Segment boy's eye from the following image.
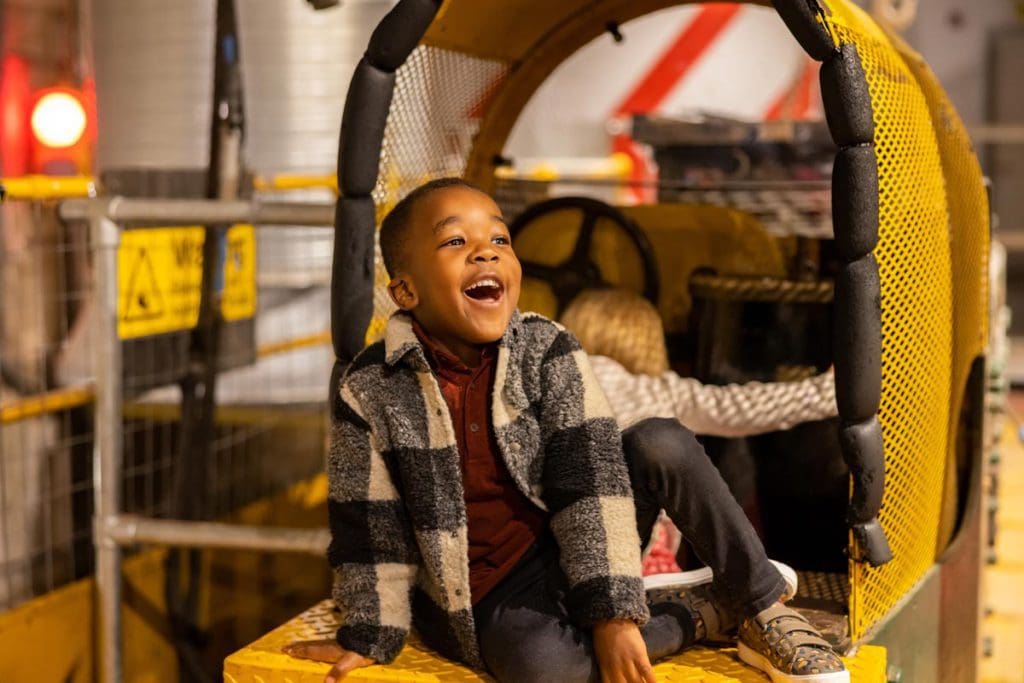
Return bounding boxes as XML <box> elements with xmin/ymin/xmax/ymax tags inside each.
<box><xmin>442</xmin><ymin>237</ymin><xmax>464</xmax><ymax>247</ymax></box>
<box><xmin>493</xmin><ymin>235</ymin><xmax>510</xmax><ymax>245</ymax></box>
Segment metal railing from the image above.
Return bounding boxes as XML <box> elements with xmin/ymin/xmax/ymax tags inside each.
<box><xmin>52</xmin><ymin>196</ymin><xmax>339</xmax><ymax>682</ymax></box>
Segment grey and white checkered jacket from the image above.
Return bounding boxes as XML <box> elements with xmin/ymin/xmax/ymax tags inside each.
<box><xmin>328</xmin><ymin>310</ymin><xmax>648</xmax><ymax>667</ymax></box>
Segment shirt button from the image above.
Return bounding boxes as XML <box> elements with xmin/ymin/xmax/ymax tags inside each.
<box><xmin>469</xmin><ymin>423</ymin><xmax>479</xmax><ymax>433</ymax></box>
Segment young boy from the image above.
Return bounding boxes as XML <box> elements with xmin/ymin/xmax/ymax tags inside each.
<box><xmin>287</xmin><ymin>178</ymin><xmax>848</xmax><ymax>683</ymax></box>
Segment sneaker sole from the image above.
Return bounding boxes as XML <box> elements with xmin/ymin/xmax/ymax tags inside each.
<box><xmin>642</xmin><ymin>560</ymin><xmax>799</xmax><ymax>602</ymax></box>
<box><xmin>738</xmin><ymin>642</ymin><xmax>850</xmax><ymax>683</ymax></box>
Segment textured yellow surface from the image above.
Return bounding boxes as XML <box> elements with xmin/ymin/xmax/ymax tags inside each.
<box><xmin>887</xmin><ymin>29</ymin><xmax>991</xmax><ymax>551</ymax></box>
<box><xmin>821</xmin><ymin>0</ymin><xmax>956</xmax><ymax>642</ymax></box>
<box><xmin>981</xmin><ymin>417</ymin><xmax>1024</xmax><ymax>683</ymax></box>
<box><xmin>224</xmin><ymin>600</ymin><xmax>887</xmax><ymax>683</ymax></box>
<box><xmin>0</xmin><ymin>550</ymin><xmax>178</xmax><ymax>683</ymax></box>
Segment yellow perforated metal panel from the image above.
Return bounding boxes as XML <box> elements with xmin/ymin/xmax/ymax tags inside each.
<box><xmin>821</xmin><ymin>0</ymin><xmax>953</xmax><ymax>641</ymax></box>
<box><xmin>888</xmin><ymin>32</ymin><xmax>991</xmax><ymax>549</ymax></box>
<box><xmin>224</xmin><ymin>600</ymin><xmax>887</xmax><ymax>683</ymax></box>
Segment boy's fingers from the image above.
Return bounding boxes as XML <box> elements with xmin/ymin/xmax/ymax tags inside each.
<box><xmin>283</xmin><ymin>639</ymin><xmax>344</xmax><ymax>662</ymax></box>
<box><xmin>636</xmin><ymin>660</ymin><xmax>657</xmax><ymax>683</ymax></box>
<box><xmin>325</xmin><ymin>651</ymin><xmax>373</xmax><ymax>683</ymax></box>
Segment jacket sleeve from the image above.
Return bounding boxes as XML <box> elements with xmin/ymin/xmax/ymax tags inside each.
<box><xmin>537</xmin><ymin>328</ymin><xmax>650</xmax><ymax>627</ymax></box>
<box><xmin>327</xmin><ymin>381</ymin><xmax>418</xmax><ymax>664</ymax></box>
<box><xmin>595</xmin><ymin>356</ymin><xmax>838</xmax><ymax>437</ymax></box>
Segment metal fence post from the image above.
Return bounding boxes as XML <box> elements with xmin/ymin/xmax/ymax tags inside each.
<box><xmin>91</xmin><ymin>213</ymin><xmax>123</xmax><ymax>683</ymax></box>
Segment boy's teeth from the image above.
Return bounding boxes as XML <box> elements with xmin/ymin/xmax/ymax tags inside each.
<box><xmin>467</xmin><ymin>278</ymin><xmax>499</xmax><ymax>291</ymax></box>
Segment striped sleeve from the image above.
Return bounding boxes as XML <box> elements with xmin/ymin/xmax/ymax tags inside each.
<box><xmin>537</xmin><ymin>329</ymin><xmax>649</xmax><ymax>627</ymax></box>
<box><xmin>327</xmin><ymin>381</ymin><xmax>418</xmax><ymax>664</ymax></box>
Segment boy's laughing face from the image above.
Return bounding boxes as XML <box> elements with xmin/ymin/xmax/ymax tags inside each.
<box><xmin>388</xmin><ymin>186</ymin><xmax>522</xmax><ymax>363</ymax></box>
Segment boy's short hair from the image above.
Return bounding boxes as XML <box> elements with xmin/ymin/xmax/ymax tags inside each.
<box><xmin>379</xmin><ymin>177</ymin><xmax>482</xmax><ymax>278</ymax></box>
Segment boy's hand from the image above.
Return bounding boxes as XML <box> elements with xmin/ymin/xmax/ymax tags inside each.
<box><xmin>592</xmin><ymin>619</ymin><xmax>656</xmax><ymax>683</ymax></box>
<box><xmin>282</xmin><ymin>639</ymin><xmax>375</xmax><ymax>683</ymax></box>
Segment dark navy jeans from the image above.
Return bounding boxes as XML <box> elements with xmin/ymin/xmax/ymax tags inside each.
<box><xmin>472</xmin><ymin>418</ymin><xmax>786</xmax><ymax>683</ymax></box>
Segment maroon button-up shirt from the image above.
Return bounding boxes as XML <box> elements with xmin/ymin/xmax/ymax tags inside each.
<box><xmin>412</xmin><ymin>320</ymin><xmax>548</xmax><ymax>604</ymax></box>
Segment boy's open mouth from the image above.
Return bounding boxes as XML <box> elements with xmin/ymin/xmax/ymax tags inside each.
<box><xmin>463</xmin><ymin>276</ymin><xmax>504</xmax><ymax>303</ymax></box>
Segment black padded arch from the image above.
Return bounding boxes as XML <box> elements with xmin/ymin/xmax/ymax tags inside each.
<box><xmin>773</xmin><ymin>0</ymin><xmax>892</xmax><ymax>565</ymax></box>
<box><xmin>771</xmin><ymin>0</ymin><xmax>839</xmax><ymax>61</ymax></box>
<box><xmin>853</xmin><ymin>518</ymin><xmax>893</xmax><ymax>566</ymax></box>
<box><xmin>821</xmin><ymin>43</ymin><xmax>875</xmax><ymax>145</ymax></box>
<box><xmin>331</xmin><ymin>0</ymin><xmax>443</xmax><ymax>365</ymax></box>
<box><xmin>332</xmin><ymin>197</ymin><xmax>377</xmax><ymax>360</ymax></box>
<box><xmin>834</xmin><ymin>254</ymin><xmax>882</xmax><ymax>424</ymax></box>
<box><xmin>338</xmin><ymin>58</ymin><xmax>396</xmax><ymax>197</ymax></box>
<box><xmin>832</xmin><ymin>144</ymin><xmax>880</xmax><ymax>261</ymax></box>
<box><xmin>331</xmin><ymin>0</ymin><xmax>894</xmax><ymax>566</ymax></box>
<box><xmin>840</xmin><ymin>417</ymin><xmax>885</xmax><ymax>524</ymax></box>
<box><xmin>367</xmin><ymin>0</ymin><xmax>442</xmax><ymax>72</ymax></box>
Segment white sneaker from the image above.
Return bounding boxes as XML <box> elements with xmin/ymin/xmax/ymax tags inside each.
<box><xmin>642</xmin><ymin>559</ymin><xmax>798</xmax><ymax>602</ymax></box>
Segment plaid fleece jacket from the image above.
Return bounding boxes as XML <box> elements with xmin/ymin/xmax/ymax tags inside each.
<box><xmin>328</xmin><ymin>310</ymin><xmax>649</xmax><ymax>667</ymax></box>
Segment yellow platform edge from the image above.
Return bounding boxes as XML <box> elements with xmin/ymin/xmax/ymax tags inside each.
<box><xmin>224</xmin><ymin>600</ymin><xmax>887</xmax><ymax>683</ymax></box>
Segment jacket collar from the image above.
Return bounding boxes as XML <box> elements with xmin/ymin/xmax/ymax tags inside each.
<box><xmin>383</xmin><ymin>310</ymin><xmax>523</xmax><ymax>369</ymax></box>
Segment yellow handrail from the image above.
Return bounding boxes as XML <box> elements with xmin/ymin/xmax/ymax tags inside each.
<box><xmin>253</xmin><ymin>174</ymin><xmax>338</xmax><ymax>193</ymax></box>
<box><xmin>0</xmin><ymin>175</ymin><xmax>96</xmax><ymax>201</ymax></box>
<box><xmin>0</xmin><ymin>173</ymin><xmax>342</xmax><ymax>202</ymax></box>
<box><xmin>0</xmin><ymin>385</ymin><xmax>95</xmax><ymax>424</ymax></box>
<box><xmin>257</xmin><ymin>330</ymin><xmax>331</xmax><ymax>358</ymax></box>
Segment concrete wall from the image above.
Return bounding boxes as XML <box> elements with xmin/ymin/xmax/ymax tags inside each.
<box><xmin>902</xmin><ymin>0</ymin><xmax>1016</xmax><ymax>127</ymax></box>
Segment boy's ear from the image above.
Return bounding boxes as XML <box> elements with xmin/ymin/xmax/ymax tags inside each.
<box><xmin>387</xmin><ymin>276</ymin><xmax>419</xmax><ymax>311</ymax></box>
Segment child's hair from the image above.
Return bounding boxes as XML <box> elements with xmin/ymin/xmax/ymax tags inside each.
<box><xmin>379</xmin><ymin>177</ymin><xmax>482</xmax><ymax>278</ymax></box>
<box><xmin>560</xmin><ymin>288</ymin><xmax>669</xmax><ymax>376</ymax></box>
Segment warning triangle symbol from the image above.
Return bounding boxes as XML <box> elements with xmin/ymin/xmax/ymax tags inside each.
<box><xmin>122</xmin><ymin>248</ymin><xmax>166</xmax><ymax>322</ymax></box>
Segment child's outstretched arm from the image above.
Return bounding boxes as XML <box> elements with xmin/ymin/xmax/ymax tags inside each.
<box><xmin>537</xmin><ymin>328</ymin><xmax>650</xmax><ymax>627</ymax></box>
<box><xmin>324</xmin><ymin>383</ymin><xmax>419</xmax><ymax>667</ymax></box>
<box><xmin>592</xmin><ymin>355</ymin><xmax>837</xmax><ymax>437</ymax></box>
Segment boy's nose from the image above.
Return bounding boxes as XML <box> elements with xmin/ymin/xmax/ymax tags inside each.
<box><xmin>472</xmin><ymin>246</ymin><xmax>499</xmax><ymax>262</ymax></box>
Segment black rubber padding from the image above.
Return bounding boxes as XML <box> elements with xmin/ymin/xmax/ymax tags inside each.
<box><xmin>852</xmin><ymin>517</ymin><xmax>894</xmax><ymax>566</ymax></box>
<box><xmin>329</xmin><ymin>359</ymin><xmax>348</xmax><ymax>420</ymax></box>
<box><xmin>834</xmin><ymin>254</ymin><xmax>881</xmax><ymax>423</ymax></box>
<box><xmin>839</xmin><ymin>417</ymin><xmax>885</xmax><ymax>523</ymax></box>
<box><xmin>770</xmin><ymin>0</ymin><xmax>837</xmax><ymax>62</ymax></box>
<box><xmin>366</xmin><ymin>0</ymin><xmax>441</xmax><ymax>72</ymax></box>
<box><xmin>331</xmin><ymin>197</ymin><xmax>377</xmax><ymax>361</ymax></box>
<box><xmin>832</xmin><ymin>144</ymin><xmax>879</xmax><ymax>261</ymax></box>
<box><xmin>821</xmin><ymin>43</ymin><xmax>874</xmax><ymax>146</ymax></box>
<box><xmin>338</xmin><ymin>58</ymin><xmax>395</xmax><ymax>197</ymax></box>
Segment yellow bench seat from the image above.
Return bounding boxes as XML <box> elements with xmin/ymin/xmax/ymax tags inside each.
<box><xmin>224</xmin><ymin>600</ymin><xmax>886</xmax><ymax>683</ymax></box>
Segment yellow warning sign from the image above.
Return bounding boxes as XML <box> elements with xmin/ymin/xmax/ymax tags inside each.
<box><xmin>117</xmin><ymin>225</ymin><xmax>257</xmax><ymax>340</ymax></box>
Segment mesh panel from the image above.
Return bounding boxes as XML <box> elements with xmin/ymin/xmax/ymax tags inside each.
<box><xmin>892</xmin><ymin>38</ymin><xmax>991</xmax><ymax>546</ymax></box>
<box><xmin>823</xmin><ymin>1</ymin><xmax>954</xmax><ymax>641</ymax></box>
<box><xmin>368</xmin><ymin>47</ymin><xmax>509</xmax><ymax>339</ymax></box>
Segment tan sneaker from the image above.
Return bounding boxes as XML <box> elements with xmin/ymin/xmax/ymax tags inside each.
<box><xmin>737</xmin><ymin>604</ymin><xmax>849</xmax><ymax>683</ymax></box>
<box><xmin>645</xmin><ymin>580</ymin><xmax>735</xmax><ymax>644</ymax></box>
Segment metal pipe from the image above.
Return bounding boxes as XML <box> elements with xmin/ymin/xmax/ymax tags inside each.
<box><xmin>0</xmin><ymin>175</ymin><xmax>97</xmax><ymax>201</ymax></box>
<box><xmin>257</xmin><ymin>330</ymin><xmax>331</xmax><ymax>358</ymax></box>
<box><xmin>107</xmin><ymin>515</ymin><xmax>329</xmax><ymax>555</ymax></box>
<box><xmin>92</xmin><ymin>215</ymin><xmax>123</xmax><ymax>683</ymax></box>
<box><xmin>0</xmin><ymin>384</ymin><xmax>95</xmax><ymax>425</ymax></box>
<box><xmin>60</xmin><ymin>197</ymin><xmax>334</xmax><ymax>226</ymax></box>
<box><xmin>254</xmin><ymin>173</ymin><xmax>339</xmax><ymax>193</ymax></box>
